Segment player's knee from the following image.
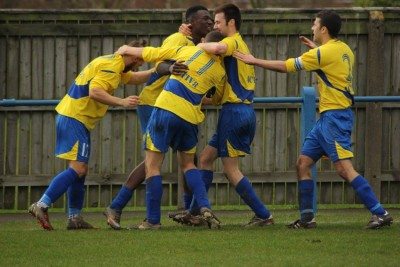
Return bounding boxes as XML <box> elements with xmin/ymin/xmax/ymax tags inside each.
<box><xmin>199</xmin><ymin>152</ymin><xmax>214</xmax><ymax>169</ymax></box>
<box><xmin>296</xmin><ymin>157</ymin><xmax>309</xmax><ymax>173</ymax></box>
<box><xmin>69</xmin><ymin>162</ymin><xmax>88</xmax><ymax>177</ymax></box>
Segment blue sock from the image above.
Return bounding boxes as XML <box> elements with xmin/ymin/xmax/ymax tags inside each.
<box><xmin>351</xmin><ymin>175</ymin><xmax>385</xmax><ymax>215</ymax></box>
<box><xmin>67</xmin><ymin>176</ymin><xmax>86</xmax><ymax>218</ymax></box>
<box><xmin>299</xmin><ymin>179</ymin><xmax>314</xmax><ymax>222</ymax></box>
<box><xmin>146</xmin><ymin>175</ymin><xmax>163</xmax><ymax>224</ymax></box>
<box><xmin>190</xmin><ymin>170</ymin><xmax>214</xmax><ymax>213</ymax></box>
<box><xmin>235</xmin><ymin>177</ymin><xmax>270</xmax><ymax>219</ymax></box>
<box><xmin>184</xmin><ymin>169</ymin><xmax>210</xmax><ymax>209</ymax></box>
<box><xmin>183</xmin><ymin>192</ymin><xmax>193</xmax><ymax>210</ymax></box>
<box><xmin>110</xmin><ymin>185</ymin><xmax>134</xmax><ymax>211</ymax></box>
<box><xmin>40</xmin><ymin>168</ymin><xmax>79</xmax><ymax>205</ymax></box>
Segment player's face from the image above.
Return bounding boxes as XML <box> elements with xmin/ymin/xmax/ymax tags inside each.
<box><xmin>124</xmin><ymin>57</ymin><xmax>144</xmax><ymax>72</ymax></box>
<box><xmin>312</xmin><ymin>18</ymin><xmax>323</xmax><ymax>43</ymax></box>
<box><xmin>191</xmin><ymin>10</ymin><xmax>213</xmax><ymax>37</ymax></box>
<box><xmin>213</xmin><ymin>13</ymin><xmax>228</xmax><ymax>37</ymax></box>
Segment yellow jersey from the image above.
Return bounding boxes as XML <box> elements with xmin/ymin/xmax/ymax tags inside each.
<box><xmin>139</xmin><ymin>32</ymin><xmax>195</xmax><ymax>106</ymax></box>
<box><xmin>285</xmin><ymin>39</ymin><xmax>355</xmax><ymax>112</ymax></box>
<box><xmin>142</xmin><ymin>45</ymin><xmax>226</xmax><ymax>124</ymax></box>
<box><xmin>55</xmin><ymin>54</ymin><xmax>132</xmax><ymax>130</ymax></box>
<box><xmin>220</xmin><ymin>32</ymin><xmax>256</xmax><ymax>104</ymax></box>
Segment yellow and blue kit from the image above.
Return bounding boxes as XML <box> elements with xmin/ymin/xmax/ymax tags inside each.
<box><xmin>55</xmin><ymin>53</ymin><xmax>131</xmax><ymax>162</ymax></box>
<box><xmin>209</xmin><ymin>32</ymin><xmax>257</xmax><ymax>157</ymax></box>
<box><xmin>285</xmin><ymin>39</ymin><xmax>355</xmax><ymax>162</ymax></box>
<box><xmin>141</xmin><ymin>45</ymin><xmax>226</xmax><ymax>153</ymax></box>
<box><xmin>138</xmin><ymin>33</ymin><xmax>195</xmax><ymax>133</ymax></box>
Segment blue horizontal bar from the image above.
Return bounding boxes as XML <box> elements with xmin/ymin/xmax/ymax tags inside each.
<box><xmin>1</xmin><ymin>96</ymin><xmax>400</xmax><ymax>107</ymax></box>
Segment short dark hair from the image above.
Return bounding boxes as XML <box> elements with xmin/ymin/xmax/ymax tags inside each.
<box><xmin>214</xmin><ymin>3</ymin><xmax>241</xmax><ymax>30</ymax></box>
<box><xmin>316</xmin><ymin>10</ymin><xmax>341</xmax><ymax>38</ymax></box>
<box><xmin>185</xmin><ymin>5</ymin><xmax>208</xmax><ymax>22</ymax></box>
<box><xmin>127</xmin><ymin>39</ymin><xmax>147</xmax><ymax>47</ymax></box>
<box><xmin>204</xmin><ymin>31</ymin><xmax>224</xmax><ymax>43</ymax></box>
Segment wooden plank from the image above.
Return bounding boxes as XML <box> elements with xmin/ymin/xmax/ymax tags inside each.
<box><xmin>391</xmin><ymin>36</ymin><xmax>400</xmax><ymax>96</ymax></box>
<box><xmin>354</xmin><ymin>108</ymin><xmax>366</xmax><ymax>171</ymax></box>
<box><xmin>274</xmin><ymin>183</ymin><xmax>285</xmax><ymax>205</ymax></box>
<box><xmin>252</xmin><ymin>109</ymin><xmax>264</xmax><ymax>172</ymax></box>
<box><xmin>5</xmin><ymin>112</ymin><xmax>18</xmax><ymax>175</ymax></box>
<box><xmin>100</xmin><ymin>113</ymin><xmax>112</xmax><ymax>175</ymax></box>
<box><xmin>87</xmin><ymin>185</ymin><xmax>99</xmax><ymax>208</ymax></box>
<box><xmin>124</xmin><ymin>110</ymin><xmax>138</xmax><ymax>174</ymax></box>
<box><xmin>344</xmin><ymin>183</ymin><xmax>355</xmax><ymax>204</ymax></box>
<box><xmin>265</xmin><ymin>110</ymin><xmax>276</xmax><ymax>172</ymax></box>
<box><xmin>262</xmin><ymin>183</ymin><xmax>274</xmax><ymax>206</ymax></box>
<box><xmin>380</xmin><ymin>181</ymin><xmax>389</xmax><ymax>204</ymax></box>
<box><xmin>390</xmin><ymin>109</ymin><xmax>400</xmax><ymax>176</ymax></box>
<box><xmin>17</xmin><ymin>186</ymin><xmax>28</xmax><ymax>210</ymax></box>
<box><xmin>42</xmin><ymin>37</ymin><xmax>55</xmax><ymax>175</ymax></box>
<box><xmin>216</xmin><ymin>183</ymin><xmax>229</xmax><ymax>206</ymax></box>
<box><xmin>332</xmin><ymin>182</ymin><xmax>344</xmax><ymax>204</ymax></box>
<box><xmin>228</xmin><ymin>183</ymin><xmax>240</xmax><ymax>205</ymax></box>
<box><xmin>161</xmin><ymin>184</ymin><xmax>170</xmax><ymax>206</ymax></box>
<box><xmin>0</xmin><ymin>37</ymin><xmax>5</xmax><ymax>176</ymax></box>
<box><xmin>99</xmin><ymin>184</ymin><xmax>111</xmax><ymax>207</ymax></box>
<box><xmin>134</xmin><ymin>184</ymin><xmax>146</xmax><ymax>207</ymax></box>
<box><xmin>18</xmin><ymin>111</ymin><xmax>31</xmax><ymax>175</ymax></box>
<box><xmin>286</xmin><ymin>108</ymin><xmax>299</xmax><ymax>171</ymax></box>
<box><xmin>78</xmin><ymin>37</ymin><xmax>90</xmax><ymax>70</ymax></box>
<box><xmin>6</xmin><ymin>37</ymin><xmax>19</xmax><ymax>99</ymax></box>
<box><xmin>264</xmin><ymin>35</ymin><xmax>277</xmax><ymax>97</ymax></box>
<box><xmin>319</xmin><ymin>182</ymin><xmax>331</xmax><ymax>204</ymax></box>
<box><xmin>356</xmin><ymin>35</ymin><xmax>368</xmax><ymax>96</ymax></box>
<box><xmin>66</xmin><ymin>37</ymin><xmax>78</xmax><ymax>86</ymax></box>
<box><xmin>389</xmin><ymin>181</ymin><xmax>399</xmax><ymax>204</ymax></box>
<box><xmin>31</xmin><ymin>38</ymin><xmax>44</xmax><ymax>175</ymax></box>
<box><xmin>285</xmin><ymin>182</ymin><xmax>297</xmax><ymax>204</ymax></box>
<box><xmin>111</xmin><ymin>111</ymin><xmax>125</xmax><ymax>174</ymax></box>
<box><xmin>364</xmin><ymin>11</ymin><xmax>385</xmax><ymax>197</ymax></box>
<box><xmin>3</xmin><ymin>186</ymin><xmax>15</xmax><ymax>209</ymax></box>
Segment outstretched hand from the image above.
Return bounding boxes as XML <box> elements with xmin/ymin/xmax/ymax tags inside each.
<box><xmin>179</xmin><ymin>23</ymin><xmax>192</xmax><ymax>36</ymax></box>
<box><xmin>299</xmin><ymin>36</ymin><xmax>317</xmax><ymax>49</ymax></box>
<box><xmin>233</xmin><ymin>51</ymin><xmax>256</xmax><ymax>65</ymax></box>
<box><xmin>169</xmin><ymin>60</ymin><xmax>188</xmax><ymax>75</ymax></box>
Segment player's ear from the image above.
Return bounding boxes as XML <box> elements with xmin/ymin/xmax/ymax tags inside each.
<box><xmin>201</xmin><ymin>37</ymin><xmax>205</xmax><ymax>43</ymax></box>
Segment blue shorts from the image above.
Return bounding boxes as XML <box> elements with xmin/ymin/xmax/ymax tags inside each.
<box><xmin>209</xmin><ymin>103</ymin><xmax>255</xmax><ymax>157</ymax></box>
<box><xmin>144</xmin><ymin>108</ymin><xmax>198</xmax><ymax>153</ymax></box>
<box><xmin>55</xmin><ymin>114</ymin><xmax>90</xmax><ymax>163</ymax></box>
<box><xmin>137</xmin><ymin>104</ymin><xmax>154</xmax><ymax>134</ymax></box>
<box><xmin>301</xmin><ymin>108</ymin><xmax>354</xmax><ymax>163</ymax></box>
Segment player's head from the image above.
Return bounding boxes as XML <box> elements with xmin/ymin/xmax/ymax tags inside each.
<box><xmin>185</xmin><ymin>5</ymin><xmax>213</xmax><ymax>39</ymax></box>
<box><xmin>123</xmin><ymin>39</ymin><xmax>147</xmax><ymax>72</ymax></box>
<box><xmin>203</xmin><ymin>30</ymin><xmax>224</xmax><ymax>43</ymax></box>
<box><xmin>312</xmin><ymin>10</ymin><xmax>341</xmax><ymax>43</ymax></box>
<box><xmin>214</xmin><ymin>3</ymin><xmax>241</xmax><ymax>36</ymax></box>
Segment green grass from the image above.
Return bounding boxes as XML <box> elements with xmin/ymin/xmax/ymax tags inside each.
<box><xmin>0</xmin><ymin>208</ymin><xmax>399</xmax><ymax>266</ymax></box>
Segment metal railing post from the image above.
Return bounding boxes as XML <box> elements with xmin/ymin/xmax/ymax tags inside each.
<box><xmin>301</xmin><ymin>86</ymin><xmax>318</xmax><ymax>213</ymax></box>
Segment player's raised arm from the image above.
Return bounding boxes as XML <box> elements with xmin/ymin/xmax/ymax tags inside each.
<box><xmin>197</xmin><ymin>42</ymin><xmax>227</xmax><ymax>55</ymax></box>
<box><xmin>233</xmin><ymin>51</ymin><xmax>287</xmax><ymax>73</ymax></box>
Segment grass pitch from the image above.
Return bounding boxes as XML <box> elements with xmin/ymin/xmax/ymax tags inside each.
<box><xmin>0</xmin><ymin>207</ymin><xmax>399</xmax><ymax>266</ymax></box>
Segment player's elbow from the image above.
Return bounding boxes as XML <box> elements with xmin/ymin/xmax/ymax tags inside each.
<box><xmin>214</xmin><ymin>44</ymin><xmax>227</xmax><ymax>54</ymax></box>
<box><xmin>89</xmin><ymin>88</ymin><xmax>101</xmax><ymax>100</ymax></box>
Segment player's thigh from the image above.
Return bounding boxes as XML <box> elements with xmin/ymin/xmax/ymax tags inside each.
<box><xmin>55</xmin><ymin>115</ymin><xmax>90</xmax><ymax>164</ymax></box>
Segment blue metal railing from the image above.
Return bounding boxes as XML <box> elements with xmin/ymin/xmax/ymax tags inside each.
<box><xmin>1</xmin><ymin>87</ymin><xmax>400</xmax><ymax>212</ymax></box>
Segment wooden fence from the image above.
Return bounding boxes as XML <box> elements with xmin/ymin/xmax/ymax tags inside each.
<box><xmin>0</xmin><ymin>8</ymin><xmax>399</xmax><ymax>210</ymax></box>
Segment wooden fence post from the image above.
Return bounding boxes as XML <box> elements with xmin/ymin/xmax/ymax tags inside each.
<box><xmin>364</xmin><ymin>10</ymin><xmax>385</xmax><ymax>198</ymax></box>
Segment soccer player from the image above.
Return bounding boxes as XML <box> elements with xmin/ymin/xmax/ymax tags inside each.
<box><xmin>173</xmin><ymin>3</ymin><xmax>274</xmax><ymax>227</ymax></box>
<box><xmin>103</xmin><ymin>5</ymin><xmax>214</xmax><ymax>230</ymax></box>
<box><xmin>116</xmin><ymin>30</ymin><xmax>226</xmax><ymax>229</ymax></box>
<box><xmin>234</xmin><ymin>10</ymin><xmax>393</xmax><ymax>229</ymax></box>
<box><xmin>28</xmin><ymin>40</ymin><xmax>152</xmax><ymax>230</ymax></box>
